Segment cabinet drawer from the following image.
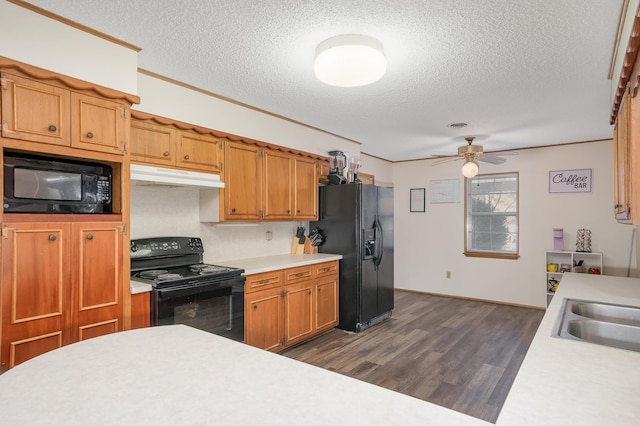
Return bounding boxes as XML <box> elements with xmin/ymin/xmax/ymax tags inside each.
<box><xmin>245</xmin><ymin>270</ymin><xmax>284</xmax><ymax>294</ymax></box>
<box><xmin>314</xmin><ymin>261</ymin><xmax>338</xmax><ymax>279</ymax></box>
<box><xmin>284</xmin><ymin>265</ymin><xmax>313</xmax><ymax>285</ymax></box>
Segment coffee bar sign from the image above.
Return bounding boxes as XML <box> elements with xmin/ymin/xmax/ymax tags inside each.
<box><xmin>549</xmin><ymin>169</ymin><xmax>592</xmax><ymax>193</ymax></box>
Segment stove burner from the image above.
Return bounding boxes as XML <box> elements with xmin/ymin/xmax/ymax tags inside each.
<box><xmin>189</xmin><ymin>264</ymin><xmax>232</xmax><ymax>274</ymax></box>
<box><xmin>139</xmin><ymin>269</ymin><xmax>169</xmax><ymax>278</ymax></box>
<box><xmin>155</xmin><ymin>273</ymin><xmax>184</xmax><ymax>281</ymax></box>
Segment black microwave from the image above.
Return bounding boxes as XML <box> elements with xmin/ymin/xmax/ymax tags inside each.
<box><xmin>3</xmin><ymin>152</ymin><xmax>112</xmax><ymax>214</ymax></box>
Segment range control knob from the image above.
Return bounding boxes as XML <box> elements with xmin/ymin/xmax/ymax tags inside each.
<box><xmin>130</xmin><ymin>242</ymin><xmax>138</xmax><ymax>252</ymax></box>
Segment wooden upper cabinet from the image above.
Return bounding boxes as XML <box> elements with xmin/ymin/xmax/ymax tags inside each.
<box><xmin>222</xmin><ymin>140</ymin><xmax>319</xmax><ymax>222</ymax></box>
<box><xmin>0</xmin><ymin>73</ymin><xmax>70</xmax><ymax>146</ymax></box>
<box><xmin>0</xmin><ymin>73</ymin><xmax>128</xmax><ymax>155</ymax></box>
<box><xmin>294</xmin><ymin>157</ymin><xmax>318</xmax><ymax>219</ymax></box>
<box><xmin>263</xmin><ymin>150</ymin><xmax>293</xmax><ymax>220</ymax></box>
<box><xmin>71</xmin><ymin>92</ymin><xmax>127</xmax><ymax>155</ymax></box>
<box><xmin>130</xmin><ymin>118</ymin><xmax>222</xmax><ymax>173</ymax></box>
<box><xmin>224</xmin><ymin>140</ymin><xmax>262</xmax><ymax>220</ymax></box>
<box><xmin>177</xmin><ymin>132</ymin><xmax>222</xmax><ymax>173</ymax></box>
<box><xmin>614</xmin><ymin>87</ymin><xmax>631</xmax><ymax>222</ymax></box>
<box><xmin>130</xmin><ymin>119</ymin><xmax>177</xmax><ymax>166</ymax></box>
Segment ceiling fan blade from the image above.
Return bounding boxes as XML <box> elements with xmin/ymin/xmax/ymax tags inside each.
<box><xmin>432</xmin><ymin>156</ymin><xmax>463</xmax><ymax>165</ymax></box>
<box><xmin>478</xmin><ymin>156</ymin><xmax>506</xmax><ymax>164</ymax></box>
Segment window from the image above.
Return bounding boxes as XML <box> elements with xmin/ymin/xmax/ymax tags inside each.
<box><xmin>465</xmin><ymin>172</ymin><xmax>519</xmax><ymax>259</ymax></box>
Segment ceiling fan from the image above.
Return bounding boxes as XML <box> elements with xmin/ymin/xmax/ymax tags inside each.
<box><xmin>432</xmin><ymin>136</ymin><xmax>517</xmax><ymax>177</ymax></box>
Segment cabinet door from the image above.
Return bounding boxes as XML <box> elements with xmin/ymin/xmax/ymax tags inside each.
<box><xmin>71</xmin><ymin>92</ymin><xmax>127</xmax><ymax>154</ymax></box>
<box><xmin>130</xmin><ymin>119</ymin><xmax>177</xmax><ymax>166</ymax></box>
<box><xmin>130</xmin><ymin>292</ymin><xmax>151</xmax><ymax>329</ymax></box>
<box><xmin>315</xmin><ymin>277</ymin><xmax>338</xmax><ymax>332</ymax></box>
<box><xmin>0</xmin><ymin>73</ymin><xmax>70</xmax><ymax>146</ymax></box>
<box><xmin>0</xmin><ymin>222</ymin><xmax>70</xmax><ymax>372</ymax></box>
<box><xmin>614</xmin><ymin>87</ymin><xmax>631</xmax><ymax>221</ymax></box>
<box><xmin>224</xmin><ymin>141</ymin><xmax>262</xmax><ymax>220</ymax></box>
<box><xmin>293</xmin><ymin>157</ymin><xmax>318</xmax><ymax>219</ymax></box>
<box><xmin>70</xmin><ymin>222</ymin><xmax>124</xmax><ymax>342</ymax></box>
<box><xmin>263</xmin><ymin>150</ymin><xmax>293</xmax><ymax>220</ymax></box>
<box><xmin>245</xmin><ymin>288</ymin><xmax>284</xmax><ymax>351</ymax></box>
<box><xmin>177</xmin><ymin>132</ymin><xmax>222</xmax><ymax>173</ymax></box>
<box><xmin>284</xmin><ymin>282</ymin><xmax>314</xmax><ymax>346</ymax></box>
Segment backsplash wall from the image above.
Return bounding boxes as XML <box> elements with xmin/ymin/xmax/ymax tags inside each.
<box><xmin>130</xmin><ymin>185</ymin><xmax>302</xmax><ymax>263</ymax></box>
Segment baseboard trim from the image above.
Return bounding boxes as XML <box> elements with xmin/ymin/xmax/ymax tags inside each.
<box><xmin>395</xmin><ymin>288</ymin><xmax>545</xmax><ymax>311</ymax></box>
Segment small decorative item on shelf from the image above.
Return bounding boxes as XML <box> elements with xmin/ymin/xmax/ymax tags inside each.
<box><xmin>559</xmin><ymin>263</ymin><xmax>571</xmax><ymax>273</ymax></box>
<box><xmin>547</xmin><ymin>263</ymin><xmax>558</xmax><ymax>272</ymax></box>
<box><xmin>553</xmin><ymin>228</ymin><xmax>564</xmax><ymax>251</ymax></box>
<box><xmin>548</xmin><ymin>278</ymin><xmax>559</xmax><ymax>292</ymax></box>
<box><xmin>576</xmin><ymin>228</ymin><xmax>592</xmax><ymax>252</ymax></box>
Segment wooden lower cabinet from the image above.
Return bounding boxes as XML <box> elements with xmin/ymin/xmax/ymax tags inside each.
<box><xmin>130</xmin><ymin>292</ymin><xmax>151</xmax><ymax>329</ymax></box>
<box><xmin>245</xmin><ymin>286</ymin><xmax>285</xmax><ymax>352</ymax></box>
<box><xmin>244</xmin><ymin>261</ymin><xmax>339</xmax><ymax>352</ymax></box>
<box><xmin>0</xmin><ymin>220</ymin><xmax>124</xmax><ymax>372</ymax></box>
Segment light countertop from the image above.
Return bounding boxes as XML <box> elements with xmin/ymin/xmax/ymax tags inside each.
<box><xmin>13</xmin><ymin>271</ymin><xmax>640</xmax><ymax>425</ymax></box>
<box><xmin>221</xmin><ymin>253</ymin><xmax>343</xmax><ymax>275</ymax></box>
<box><xmin>0</xmin><ymin>325</ymin><xmax>482</xmax><ymax>426</ymax></box>
<box><xmin>497</xmin><ymin>272</ymin><xmax>640</xmax><ymax>425</ymax></box>
<box><xmin>128</xmin><ymin>253</ymin><xmax>343</xmax><ymax>294</ymax></box>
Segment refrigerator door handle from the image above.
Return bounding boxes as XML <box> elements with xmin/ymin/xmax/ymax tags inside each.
<box><xmin>373</xmin><ymin>215</ymin><xmax>383</xmax><ymax>269</ymax></box>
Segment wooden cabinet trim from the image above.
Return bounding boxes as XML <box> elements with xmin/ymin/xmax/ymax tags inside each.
<box><xmin>0</xmin><ymin>56</ymin><xmax>139</xmax><ymax>105</ymax></box>
<box><xmin>131</xmin><ymin>110</ymin><xmax>328</xmax><ymax>162</ymax></box>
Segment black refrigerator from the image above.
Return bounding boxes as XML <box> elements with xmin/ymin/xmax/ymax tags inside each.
<box><xmin>311</xmin><ymin>183</ymin><xmax>394</xmax><ymax>332</ymax></box>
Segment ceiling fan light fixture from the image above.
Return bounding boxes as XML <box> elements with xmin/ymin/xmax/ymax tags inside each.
<box><xmin>461</xmin><ymin>160</ymin><xmax>479</xmax><ymax>178</ymax></box>
<box><xmin>314</xmin><ymin>34</ymin><xmax>386</xmax><ymax>87</ymax></box>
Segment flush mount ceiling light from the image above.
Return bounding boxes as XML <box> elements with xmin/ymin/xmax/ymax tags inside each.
<box><xmin>314</xmin><ymin>34</ymin><xmax>387</xmax><ymax>87</ymax></box>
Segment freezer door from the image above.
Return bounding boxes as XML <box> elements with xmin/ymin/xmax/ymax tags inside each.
<box><xmin>360</xmin><ymin>184</ymin><xmax>380</xmax><ymax>326</ymax></box>
<box><xmin>376</xmin><ymin>186</ymin><xmax>394</xmax><ymax>315</ymax></box>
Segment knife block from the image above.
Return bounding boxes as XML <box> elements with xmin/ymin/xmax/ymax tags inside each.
<box><xmin>291</xmin><ymin>237</ymin><xmax>305</xmax><ymax>254</ymax></box>
<box><xmin>303</xmin><ymin>237</ymin><xmax>318</xmax><ymax>254</ymax></box>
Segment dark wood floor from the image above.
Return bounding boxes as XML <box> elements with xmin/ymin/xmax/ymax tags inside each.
<box><xmin>281</xmin><ymin>290</ymin><xmax>545</xmax><ymax>423</ymax></box>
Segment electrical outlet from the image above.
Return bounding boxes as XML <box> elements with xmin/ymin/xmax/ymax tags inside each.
<box><xmin>446</xmin><ymin>271</ymin><xmax>451</xmax><ymax>279</ymax></box>
<box><xmin>266</xmin><ymin>231</ymin><xmax>273</xmax><ymax>241</ymax></box>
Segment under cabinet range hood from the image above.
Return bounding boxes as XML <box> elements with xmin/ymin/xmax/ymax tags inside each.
<box><xmin>130</xmin><ymin>164</ymin><xmax>224</xmax><ymax>189</ymax></box>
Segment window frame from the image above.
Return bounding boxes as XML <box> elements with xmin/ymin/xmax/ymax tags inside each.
<box><xmin>464</xmin><ymin>171</ymin><xmax>520</xmax><ymax>259</ymax></box>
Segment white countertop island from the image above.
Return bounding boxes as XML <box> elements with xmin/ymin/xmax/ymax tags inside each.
<box><xmin>0</xmin><ymin>325</ymin><xmax>481</xmax><ymax>426</ymax></box>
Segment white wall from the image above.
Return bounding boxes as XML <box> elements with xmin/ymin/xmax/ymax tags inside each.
<box><xmin>361</xmin><ymin>153</ymin><xmax>393</xmax><ymax>187</ymax></box>
<box><xmin>0</xmin><ymin>1</ymin><xmax>138</xmax><ymax>95</ymax></box>
<box><xmin>135</xmin><ymin>73</ymin><xmax>359</xmax><ymax>158</ymax></box>
<box><xmin>393</xmin><ymin>140</ymin><xmax>636</xmax><ymax>308</ymax></box>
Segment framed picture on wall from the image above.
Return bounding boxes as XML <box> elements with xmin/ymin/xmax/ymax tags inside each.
<box><xmin>410</xmin><ymin>188</ymin><xmax>425</xmax><ymax>212</ymax></box>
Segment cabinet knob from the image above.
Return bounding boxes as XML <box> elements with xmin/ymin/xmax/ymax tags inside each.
<box><xmin>308</xmin><ymin>289</ymin><xmax>312</xmax><ymax>295</ymax></box>
<box><xmin>48</xmin><ymin>125</ymin><xmax>57</xmax><ymax>132</ymax></box>
<box><xmin>184</xmin><ymin>154</ymin><xmax>190</xmax><ymax>160</ymax></box>
<box><xmin>297</xmin><ymin>210</ymin><xmax>301</xmax><ymax>214</ymax></box>
<box><xmin>49</xmin><ymin>234</ymin><xmax>57</xmax><ymax>241</ymax></box>
<box><xmin>163</xmin><ymin>151</ymin><xmax>170</xmax><ymax>157</ymax></box>
<box><xmin>253</xmin><ymin>304</ymin><xmax>258</xmax><ymax>310</ymax></box>
<box><xmin>86</xmin><ymin>234</ymin><xmax>93</xmax><ymax>240</ymax></box>
<box><xmin>317</xmin><ymin>287</ymin><xmax>321</xmax><ymax>292</ymax></box>
<box><xmin>86</xmin><ymin>132</ymin><xmax>94</xmax><ymax>138</ymax></box>
<box><xmin>287</xmin><ymin>210</ymin><xmax>291</xmax><ymax>214</ymax></box>
<box><xmin>231</xmin><ymin>208</ymin><xmax>236</xmax><ymax>213</ymax></box>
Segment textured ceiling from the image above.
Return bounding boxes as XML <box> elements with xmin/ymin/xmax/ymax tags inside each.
<box><xmin>26</xmin><ymin>0</ymin><xmax>624</xmax><ymax>161</ymax></box>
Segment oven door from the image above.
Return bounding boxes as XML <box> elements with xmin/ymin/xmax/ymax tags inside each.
<box><xmin>151</xmin><ymin>277</ymin><xmax>245</xmax><ymax>342</ymax></box>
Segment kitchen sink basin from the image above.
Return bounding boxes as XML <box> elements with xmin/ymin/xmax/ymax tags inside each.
<box><xmin>571</xmin><ymin>301</ymin><xmax>640</xmax><ymax>327</ymax></box>
<box><xmin>566</xmin><ymin>320</ymin><xmax>640</xmax><ymax>353</ymax></box>
<box><xmin>553</xmin><ymin>298</ymin><xmax>640</xmax><ymax>353</ymax></box>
